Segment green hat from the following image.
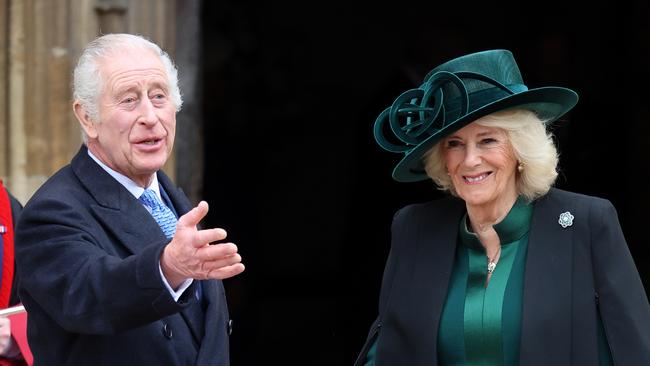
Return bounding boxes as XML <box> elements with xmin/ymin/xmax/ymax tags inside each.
<box><xmin>374</xmin><ymin>49</ymin><xmax>578</xmax><ymax>182</ymax></box>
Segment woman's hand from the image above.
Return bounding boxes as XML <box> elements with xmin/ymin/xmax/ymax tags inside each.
<box><xmin>0</xmin><ymin>317</ymin><xmax>11</xmax><ymax>355</ymax></box>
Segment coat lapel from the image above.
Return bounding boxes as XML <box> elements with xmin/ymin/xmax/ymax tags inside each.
<box><xmin>406</xmin><ymin>199</ymin><xmax>464</xmax><ymax>363</ymax></box>
<box><xmin>520</xmin><ymin>189</ymin><xmax>574</xmax><ymax>365</ymax></box>
<box><xmin>71</xmin><ymin>147</ymin><xmax>166</xmax><ymax>255</ymax></box>
<box><xmin>157</xmin><ymin>172</ymin><xmax>193</xmax><ymax>219</ymax></box>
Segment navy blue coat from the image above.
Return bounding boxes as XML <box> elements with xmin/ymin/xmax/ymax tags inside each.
<box><xmin>356</xmin><ymin>188</ymin><xmax>650</xmax><ymax>365</ymax></box>
<box><xmin>15</xmin><ymin>146</ymin><xmax>232</xmax><ymax>365</ymax></box>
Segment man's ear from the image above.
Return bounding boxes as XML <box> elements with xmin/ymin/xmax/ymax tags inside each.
<box><xmin>73</xmin><ymin>101</ymin><xmax>98</xmax><ymax>139</ymax></box>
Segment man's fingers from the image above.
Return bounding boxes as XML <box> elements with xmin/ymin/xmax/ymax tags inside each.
<box><xmin>177</xmin><ymin>201</ymin><xmax>209</xmax><ymax>228</ymax></box>
<box><xmin>196</xmin><ymin>243</ymin><xmax>238</xmax><ymax>260</ymax></box>
<box><xmin>195</xmin><ymin>228</ymin><xmax>228</xmax><ymax>246</ymax></box>
<box><xmin>200</xmin><ymin>253</ymin><xmax>242</xmax><ymax>272</ymax></box>
<box><xmin>164</xmin><ymin>225</ymin><xmax>241</xmax><ymax>283</ymax></box>
<box><xmin>206</xmin><ymin>263</ymin><xmax>246</xmax><ymax>280</ymax></box>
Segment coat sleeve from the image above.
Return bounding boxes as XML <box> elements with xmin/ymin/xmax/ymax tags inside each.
<box><xmin>590</xmin><ymin>198</ymin><xmax>650</xmax><ymax>364</ymax></box>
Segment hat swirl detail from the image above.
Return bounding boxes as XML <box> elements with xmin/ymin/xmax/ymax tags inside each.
<box><xmin>372</xmin><ymin>49</ymin><xmax>578</xmax><ymax>182</ymax></box>
<box><xmin>373</xmin><ymin>71</ymin><xmax>516</xmax><ymax>154</ymax></box>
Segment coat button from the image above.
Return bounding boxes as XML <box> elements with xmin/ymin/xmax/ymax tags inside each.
<box><xmin>162</xmin><ymin>322</ymin><xmax>173</xmax><ymax>339</ymax></box>
<box><xmin>228</xmin><ymin>319</ymin><xmax>233</xmax><ymax>335</ymax></box>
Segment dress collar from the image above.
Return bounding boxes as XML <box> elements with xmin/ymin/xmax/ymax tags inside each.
<box><xmin>459</xmin><ymin>196</ymin><xmax>533</xmax><ymax>251</ymax></box>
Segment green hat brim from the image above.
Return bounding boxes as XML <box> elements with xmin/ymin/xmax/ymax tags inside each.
<box><xmin>391</xmin><ymin>86</ymin><xmax>579</xmax><ymax>182</ymax></box>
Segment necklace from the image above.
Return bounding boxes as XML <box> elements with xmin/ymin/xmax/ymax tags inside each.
<box><xmin>487</xmin><ymin>247</ymin><xmax>501</xmax><ymax>275</ymax></box>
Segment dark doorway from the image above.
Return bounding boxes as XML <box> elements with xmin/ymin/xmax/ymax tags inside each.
<box><xmin>199</xmin><ymin>2</ymin><xmax>650</xmax><ymax>365</ymax></box>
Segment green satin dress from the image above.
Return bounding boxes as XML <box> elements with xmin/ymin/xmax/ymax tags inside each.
<box><xmin>437</xmin><ymin>198</ymin><xmax>531</xmax><ymax>365</ymax></box>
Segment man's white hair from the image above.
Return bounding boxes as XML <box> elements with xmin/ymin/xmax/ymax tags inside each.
<box><xmin>73</xmin><ymin>33</ymin><xmax>183</xmax><ymax>124</ymax></box>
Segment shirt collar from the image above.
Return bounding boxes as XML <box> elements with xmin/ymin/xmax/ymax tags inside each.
<box><xmin>87</xmin><ymin>149</ymin><xmax>162</xmax><ymax>201</ymax></box>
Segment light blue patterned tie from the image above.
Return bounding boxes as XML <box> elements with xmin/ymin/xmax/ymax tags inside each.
<box><xmin>139</xmin><ymin>189</ymin><xmax>177</xmax><ymax>239</ymax></box>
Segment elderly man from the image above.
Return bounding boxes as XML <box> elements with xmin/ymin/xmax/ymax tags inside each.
<box><xmin>14</xmin><ymin>33</ymin><xmax>244</xmax><ymax>365</ymax></box>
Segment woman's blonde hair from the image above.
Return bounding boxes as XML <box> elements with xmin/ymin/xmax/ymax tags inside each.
<box><xmin>422</xmin><ymin>109</ymin><xmax>559</xmax><ymax>201</ymax></box>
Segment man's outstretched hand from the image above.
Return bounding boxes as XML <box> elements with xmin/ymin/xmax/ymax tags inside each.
<box><xmin>160</xmin><ymin>201</ymin><xmax>245</xmax><ymax>288</ymax></box>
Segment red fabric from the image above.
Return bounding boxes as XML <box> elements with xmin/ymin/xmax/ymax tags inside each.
<box><xmin>0</xmin><ymin>182</ymin><xmax>15</xmax><ymax>309</ymax></box>
<box><xmin>0</xmin><ymin>311</ymin><xmax>31</xmax><ymax>366</ymax></box>
<box><xmin>2</xmin><ymin>311</ymin><xmax>31</xmax><ymax>366</ymax></box>
<box><xmin>0</xmin><ymin>183</ymin><xmax>31</xmax><ymax>365</ymax></box>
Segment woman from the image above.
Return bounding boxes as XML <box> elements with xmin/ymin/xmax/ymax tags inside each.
<box><xmin>355</xmin><ymin>50</ymin><xmax>650</xmax><ymax>365</ymax></box>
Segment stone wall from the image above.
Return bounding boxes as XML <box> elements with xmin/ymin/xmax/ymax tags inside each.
<box><xmin>0</xmin><ymin>0</ymin><xmax>182</xmax><ymax>203</ymax></box>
